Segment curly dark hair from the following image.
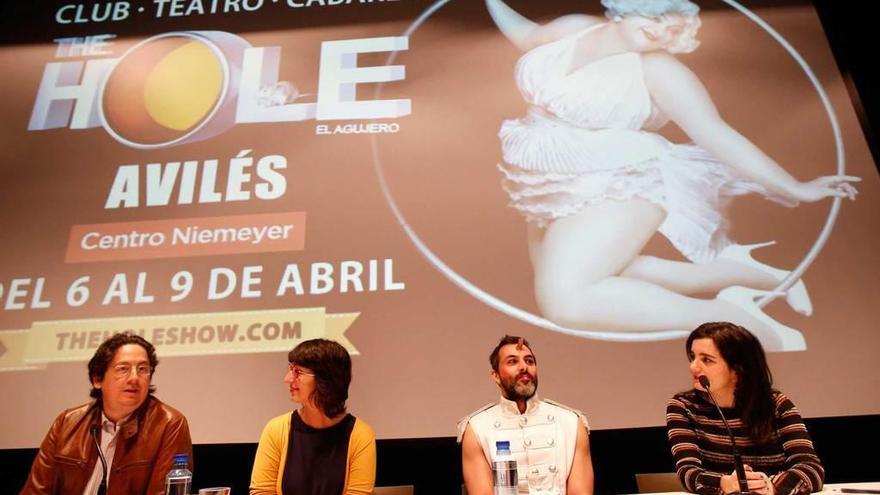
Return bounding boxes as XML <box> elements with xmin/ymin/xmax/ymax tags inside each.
<box><xmin>88</xmin><ymin>332</ymin><xmax>158</xmax><ymax>399</ymax></box>
<box><xmin>489</xmin><ymin>335</ymin><xmax>535</xmax><ymax>372</ymax></box>
<box><xmin>288</xmin><ymin>339</ymin><xmax>351</xmax><ymax>418</ymax></box>
<box><xmin>687</xmin><ymin>322</ymin><xmax>776</xmax><ymax>443</ymax></box>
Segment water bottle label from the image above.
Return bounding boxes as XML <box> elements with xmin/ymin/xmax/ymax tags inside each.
<box><xmin>165</xmin><ymin>476</ymin><xmax>192</xmax><ymax>495</ymax></box>
<box><xmin>493</xmin><ymin>459</ymin><xmax>518</xmax><ymax>494</ymax></box>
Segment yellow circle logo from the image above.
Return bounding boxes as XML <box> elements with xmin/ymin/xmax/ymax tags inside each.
<box><xmin>101</xmin><ymin>32</ymin><xmax>236</xmax><ymax>148</ymax></box>
<box><xmin>143</xmin><ymin>40</ymin><xmax>222</xmax><ymax>131</ymax></box>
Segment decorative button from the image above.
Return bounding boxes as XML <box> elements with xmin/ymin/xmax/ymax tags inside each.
<box><xmin>524</xmin><ymin>439</ymin><xmax>532</xmax><ymax>447</ymax></box>
<box><xmin>519</xmin><ymin>416</ymin><xmax>528</xmax><ymax>426</ymax></box>
<box><xmin>549</xmin><ymin>464</ymin><xmax>558</xmax><ymax>473</ymax></box>
<box><xmin>532</xmin><ymin>468</ymin><xmax>540</xmax><ymax>475</ymax></box>
<box><xmin>548</xmin><ymin>414</ymin><xmax>555</xmax><ymax>422</ymax></box>
<box><xmin>547</xmin><ymin>438</ymin><xmax>555</xmax><ymax>446</ymax></box>
<box><xmin>493</xmin><ymin>421</ymin><xmax>501</xmax><ymax>429</ymax></box>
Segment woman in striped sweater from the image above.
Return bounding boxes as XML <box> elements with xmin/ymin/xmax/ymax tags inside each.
<box><xmin>667</xmin><ymin>322</ymin><xmax>824</xmax><ymax>495</ymax></box>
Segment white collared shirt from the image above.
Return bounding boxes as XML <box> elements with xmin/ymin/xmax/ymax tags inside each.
<box><xmin>82</xmin><ymin>413</ymin><xmax>126</xmax><ymax>495</ymax></box>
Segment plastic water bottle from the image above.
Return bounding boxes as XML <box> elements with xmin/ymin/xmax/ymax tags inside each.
<box><xmin>493</xmin><ymin>440</ymin><xmax>518</xmax><ymax>495</ymax></box>
<box><xmin>164</xmin><ymin>453</ymin><xmax>192</xmax><ymax>495</ymax></box>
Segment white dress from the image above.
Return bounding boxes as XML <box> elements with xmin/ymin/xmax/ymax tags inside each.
<box><xmin>498</xmin><ymin>27</ymin><xmax>791</xmax><ymax>263</ymax></box>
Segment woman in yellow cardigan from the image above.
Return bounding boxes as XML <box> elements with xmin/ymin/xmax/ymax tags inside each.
<box><xmin>250</xmin><ymin>339</ymin><xmax>376</xmax><ymax>495</ymax></box>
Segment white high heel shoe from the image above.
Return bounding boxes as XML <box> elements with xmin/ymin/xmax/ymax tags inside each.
<box><xmin>717</xmin><ymin>286</ymin><xmax>806</xmax><ymax>352</ymax></box>
<box><xmin>717</xmin><ymin>241</ymin><xmax>813</xmax><ymax>316</ymax></box>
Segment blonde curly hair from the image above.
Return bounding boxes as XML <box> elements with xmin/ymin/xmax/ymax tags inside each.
<box><xmin>601</xmin><ymin>0</ymin><xmax>701</xmax><ymax>54</ymax></box>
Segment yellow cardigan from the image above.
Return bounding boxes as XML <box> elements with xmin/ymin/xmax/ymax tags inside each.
<box><xmin>249</xmin><ymin>412</ymin><xmax>376</xmax><ymax>495</ymax></box>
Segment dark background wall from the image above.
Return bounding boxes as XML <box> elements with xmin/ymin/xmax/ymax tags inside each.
<box><xmin>2</xmin><ymin>1</ymin><xmax>878</xmax><ymax>494</ymax></box>
<box><xmin>812</xmin><ymin>0</ymin><xmax>880</xmax><ymax>166</ymax></box>
<box><xmin>1</xmin><ymin>414</ymin><xmax>877</xmax><ymax>494</ymax></box>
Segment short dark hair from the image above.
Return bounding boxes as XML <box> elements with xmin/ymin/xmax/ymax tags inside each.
<box><xmin>687</xmin><ymin>322</ymin><xmax>775</xmax><ymax>442</ymax></box>
<box><xmin>288</xmin><ymin>339</ymin><xmax>351</xmax><ymax>418</ymax></box>
<box><xmin>489</xmin><ymin>335</ymin><xmax>535</xmax><ymax>372</ymax></box>
<box><xmin>88</xmin><ymin>332</ymin><xmax>159</xmax><ymax>399</ymax></box>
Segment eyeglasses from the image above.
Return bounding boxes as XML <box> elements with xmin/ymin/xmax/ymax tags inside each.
<box><xmin>287</xmin><ymin>364</ymin><xmax>315</xmax><ymax>380</ymax></box>
<box><xmin>111</xmin><ymin>363</ymin><xmax>152</xmax><ymax>379</ymax></box>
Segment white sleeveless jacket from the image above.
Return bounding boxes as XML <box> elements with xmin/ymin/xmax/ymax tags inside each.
<box><xmin>458</xmin><ymin>395</ymin><xmax>589</xmax><ymax>494</ymax></box>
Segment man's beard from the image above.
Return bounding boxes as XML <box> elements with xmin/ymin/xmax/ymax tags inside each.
<box><xmin>501</xmin><ymin>372</ymin><xmax>538</xmax><ymax>402</ymax></box>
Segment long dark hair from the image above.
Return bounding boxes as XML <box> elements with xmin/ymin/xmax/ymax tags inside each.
<box><xmin>687</xmin><ymin>322</ymin><xmax>776</xmax><ymax>443</ymax></box>
<box><xmin>288</xmin><ymin>339</ymin><xmax>351</xmax><ymax>418</ymax></box>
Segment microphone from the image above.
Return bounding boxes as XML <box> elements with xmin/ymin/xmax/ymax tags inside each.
<box><xmin>698</xmin><ymin>375</ymin><xmax>751</xmax><ymax>495</ymax></box>
<box><xmin>90</xmin><ymin>424</ymin><xmax>108</xmax><ymax>495</ymax></box>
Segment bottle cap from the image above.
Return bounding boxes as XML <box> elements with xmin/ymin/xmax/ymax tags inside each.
<box><xmin>495</xmin><ymin>440</ymin><xmax>510</xmax><ymax>452</ymax></box>
<box><xmin>173</xmin><ymin>453</ymin><xmax>189</xmax><ymax>464</ymax></box>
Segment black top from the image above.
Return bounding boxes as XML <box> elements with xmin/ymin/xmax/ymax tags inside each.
<box><xmin>281</xmin><ymin>411</ymin><xmax>356</xmax><ymax>495</ymax></box>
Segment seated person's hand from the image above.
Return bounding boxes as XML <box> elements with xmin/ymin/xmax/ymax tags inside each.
<box><xmin>721</xmin><ymin>465</ymin><xmax>775</xmax><ymax>495</ymax></box>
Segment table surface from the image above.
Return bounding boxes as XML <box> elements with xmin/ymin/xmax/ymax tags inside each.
<box><xmin>634</xmin><ymin>481</ymin><xmax>880</xmax><ymax>495</ymax></box>
<box><xmin>823</xmin><ymin>483</ymin><xmax>880</xmax><ymax>493</ymax></box>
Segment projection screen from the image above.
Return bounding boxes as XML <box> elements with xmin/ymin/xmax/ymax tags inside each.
<box><xmin>0</xmin><ymin>0</ymin><xmax>878</xmax><ymax>448</ymax></box>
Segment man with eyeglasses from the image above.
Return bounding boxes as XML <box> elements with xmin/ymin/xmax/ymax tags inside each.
<box><xmin>20</xmin><ymin>332</ymin><xmax>193</xmax><ymax>495</ymax></box>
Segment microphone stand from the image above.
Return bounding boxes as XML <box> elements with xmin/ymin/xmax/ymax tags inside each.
<box><xmin>90</xmin><ymin>424</ymin><xmax>108</xmax><ymax>495</ymax></box>
<box><xmin>698</xmin><ymin>376</ymin><xmax>751</xmax><ymax>495</ymax></box>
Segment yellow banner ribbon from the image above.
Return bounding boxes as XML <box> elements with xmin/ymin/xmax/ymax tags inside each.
<box><xmin>0</xmin><ymin>307</ymin><xmax>358</xmax><ymax>371</ymax></box>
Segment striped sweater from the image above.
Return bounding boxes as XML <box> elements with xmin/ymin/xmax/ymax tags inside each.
<box><xmin>666</xmin><ymin>390</ymin><xmax>824</xmax><ymax>495</ymax></box>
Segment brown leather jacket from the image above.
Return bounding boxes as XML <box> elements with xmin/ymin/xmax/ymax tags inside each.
<box><xmin>20</xmin><ymin>396</ymin><xmax>193</xmax><ymax>495</ymax></box>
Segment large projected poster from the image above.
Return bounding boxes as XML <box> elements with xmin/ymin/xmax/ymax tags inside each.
<box><xmin>0</xmin><ymin>0</ymin><xmax>878</xmax><ymax>447</ymax></box>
